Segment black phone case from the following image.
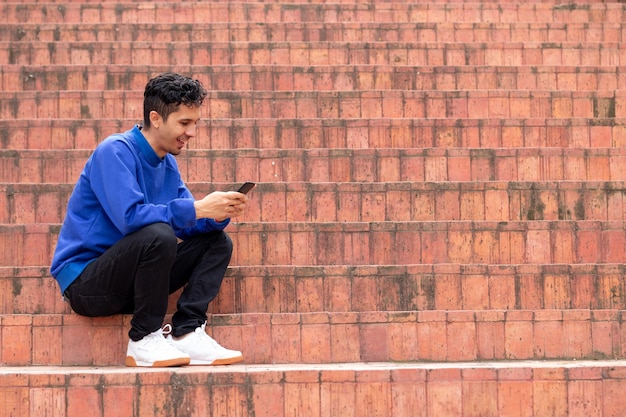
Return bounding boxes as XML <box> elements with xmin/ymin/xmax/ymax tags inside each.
<box><xmin>237</xmin><ymin>182</ymin><xmax>256</xmax><ymax>194</ymax></box>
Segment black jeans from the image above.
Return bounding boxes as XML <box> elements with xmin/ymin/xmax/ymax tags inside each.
<box><xmin>63</xmin><ymin>223</ymin><xmax>233</xmax><ymax>341</ymax></box>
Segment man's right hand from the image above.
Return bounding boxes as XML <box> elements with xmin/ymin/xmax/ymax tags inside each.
<box><xmin>194</xmin><ymin>191</ymin><xmax>248</xmax><ymax>221</ymax></box>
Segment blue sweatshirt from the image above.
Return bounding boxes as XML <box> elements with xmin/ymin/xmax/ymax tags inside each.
<box><xmin>50</xmin><ymin>125</ymin><xmax>229</xmax><ymax>294</ymax></box>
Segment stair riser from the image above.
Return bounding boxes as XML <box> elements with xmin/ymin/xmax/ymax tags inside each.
<box><xmin>213</xmin><ymin>268</ymin><xmax>626</xmax><ymax>313</ymax></box>
<box><xmin>4</xmin><ymin>42</ymin><xmax>626</xmax><ymax>66</ymax></box>
<box><xmin>3</xmin><ymin>182</ymin><xmax>626</xmax><ymax>224</ymax></box>
<box><xmin>1</xmin><ymin>310</ymin><xmax>622</xmax><ymax>366</ymax></box>
<box><xmin>4</xmin><ymin>265</ymin><xmax>626</xmax><ymax>315</ymax></box>
<box><xmin>0</xmin><ymin>118</ymin><xmax>626</xmax><ymax>150</ymax></box>
<box><xmin>2</xmin><ymin>118</ymin><xmax>624</xmax><ymax>150</ymax></box>
<box><xmin>220</xmin><ymin>223</ymin><xmax>626</xmax><ymax>266</ymax></box>
<box><xmin>3</xmin><ymin>22</ymin><xmax>624</xmax><ymax>44</ymax></box>
<box><xmin>7</xmin><ymin>361</ymin><xmax>626</xmax><ymax>417</ymax></box>
<box><xmin>3</xmin><ymin>2</ymin><xmax>624</xmax><ymax>24</ymax></box>
<box><xmin>3</xmin><ymin>222</ymin><xmax>625</xmax><ymax>266</ymax></box>
<box><xmin>2</xmin><ymin>90</ymin><xmax>624</xmax><ymax>120</ymax></box>
<box><xmin>4</xmin><ymin>148</ymin><xmax>626</xmax><ymax>183</ymax></box>
<box><xmin>3</xmin><ymin>362</ymin><xmax>626</xmax><ymax>417</ymax></box>
<box><xmin>4</xmin><ymin>65</ymin><xmax>626</xmax><ymax>93</ymax></box>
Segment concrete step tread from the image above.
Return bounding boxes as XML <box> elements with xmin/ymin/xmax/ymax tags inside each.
<box><xmin>3</xmin><ymin>359</ymin><xmax>626</xmax><ymax>376</ymax></box>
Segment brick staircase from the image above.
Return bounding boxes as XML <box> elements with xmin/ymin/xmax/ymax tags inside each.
<box><xmin>2</xmin><ymin>0</ymin><xmax>626</xmax><ymax>416</ymax></box>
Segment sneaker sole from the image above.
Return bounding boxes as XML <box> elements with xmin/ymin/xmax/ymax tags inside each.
<box><xmin>125</xmin><ymin>356</ymin><xmax>190</xmax><ymax>367</ymax></box>
<box><xmin>188</xmin><ymin>355</ymin><xmax>244</xmax><ymax>366</ymax></box>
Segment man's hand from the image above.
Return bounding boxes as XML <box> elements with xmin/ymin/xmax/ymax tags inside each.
<box><xmin>194</xmin><ymin>191</ymin><xmax>248</xmax><ymax>221</ymax></box>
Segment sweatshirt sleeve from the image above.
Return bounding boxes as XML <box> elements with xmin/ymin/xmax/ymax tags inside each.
<box><xmin>174</xmin><ymin>178</ymin><xmax>231</xmax><ymax>239</ymax></box>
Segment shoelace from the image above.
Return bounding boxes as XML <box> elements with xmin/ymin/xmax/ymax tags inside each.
<box><xmin>141</xmin><ymin>329</ymin><xmax>168</xmax><ymax>350</ymax></box>
<box><xmin>200</xmin><ymin>322</ymin><xmax>231</xmax><ymax>350</ymax></box>
<box><xmin>195</xmin><ymin>326</ymin><xmax>222</xmax><ymax>348</ymax></box>
<box><xmin>162</xmin><ymin>323</ymin><xmax>173</xmax><ymax>337</ymax></box>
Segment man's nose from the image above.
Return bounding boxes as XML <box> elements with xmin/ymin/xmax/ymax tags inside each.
<box><xmin>186</xmin><ymin>124</ymin><xmax>197</xmax><ymax>138</ymax></box>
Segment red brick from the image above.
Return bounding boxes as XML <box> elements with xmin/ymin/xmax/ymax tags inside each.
<box><xmin>505</xmin><ymin>320</ymin><xmax>534</xmax><ymax>360</ymax></box>
<box><xmin>463</xmin><ymin>380</ymin><xmax>498</xmax><ymax>416</ymax></box>
<box><xmin>417</xmin><ymin>320</ymin><xmax>447</xmax><ymax>361</ymax></box>
<box><xmin>320</xmin><ymin>381</ymin><xmax>356</xmax><ymax>417</ymax></box>
<box><xmin>498</xmin><ymin>381</ymin><xmax>534</xmax><ymax>417</ymax></box>
<box><xmin>568</xmin><ymin>380</ymin><xmax>603</xmax><ymax>417</ymax></box>
<box><xmin>358</xmin><ymin>323</ymin><xmax>388</xmax><ymax>362</ymax></box>
<box><xmin>252</xmin><ymin>383</ymin><xmax>285</xmax><ymax>417</ymax></box>
<box><xmin>428</xmin><ymin>379</ymin><xmax>463</xmax><ymax>416</ymax></box>
<box><xmin>533</xmin><ymin>381</ymin><xmax>568</xmax><ymax>417</ymax></box>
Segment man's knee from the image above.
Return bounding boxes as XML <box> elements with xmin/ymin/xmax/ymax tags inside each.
<box><xmin>205</xmin><ymin>231</ymin><xmax>233</xmax><ymax>263</ymax></box>
<box><xmin>219</xmin><ymin>232</ymin><xmax>233</xmax><ymax>255</ymax></box>
<box><xmin>140</xmin><ymin>223</ymin><xmax>178</xmax><ymax>255</ymax></box>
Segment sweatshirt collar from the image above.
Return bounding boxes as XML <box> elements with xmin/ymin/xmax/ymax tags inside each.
<box><xmin>132</xmin><ymin>125</ymin><xmax>164</xmax><ymax>166</ymax></box>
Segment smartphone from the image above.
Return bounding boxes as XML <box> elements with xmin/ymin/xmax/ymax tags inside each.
<box><xmin>236</xmin><ymin>182</ymin><xmax>256</xmax><ymax>194</ymax></box>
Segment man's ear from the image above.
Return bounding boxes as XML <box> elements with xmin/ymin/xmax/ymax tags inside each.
<box><xmin>149</xmin><ymin>110</ymin><xmax>162</xmax><ymax>128</ymax></box>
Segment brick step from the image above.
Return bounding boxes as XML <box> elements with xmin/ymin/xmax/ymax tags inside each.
<box><xmin>4</xmin><ymin>148</ymin><xmax>626</xmax><ymax>184</ymax></box>
<box><xmin>3</xmin><ymin>263</ymin><xmax>625</xmax><ymax>316</ymax></box>
<box><xmin>3</xmin><ymin>220</ymin><xmax>626</xmax><ymax>267</ymax></box>
<box><xmin>3</xmin><ymin>181</ymin><xmax>626</xmax><ymax>225</ymax></box>
<box><xmin>2</xmin><ymin>90</ymin><xmax>623</xmax><ymax>120</ymax></box>
<box><xmin>1</xmin><ymin>117</ymin><xmax>623</xmax><ymax>151</ymax></box>
<box><xmin>3</xmin><ymin>2</ymin><xmax>623</xmax><ymax>25</ymax></box>
<box><xmin>3</xmin><ymin>22</ymin><xmax>624</xmax><ymax>43</ymax></box>
<box><xmin>3</xmin><ymin>40</ymin><xmax>625</xmax><ymax>66</ymax></box>
<box><xmin>4</xmin><ymin>360</ymin><xmax>626</xmax><ymax>417</ymax></box>
<box><xmin>2</xmin><ymin>309</ymin><xmax>625</xmax><ymax>366</ymax></box>
<box><xmin>3</xmin><ymin>64</ymin><xmax>626</xmax><ymax>93</ymax></box>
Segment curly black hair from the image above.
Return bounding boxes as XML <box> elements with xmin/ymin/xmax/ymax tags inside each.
<box><xmin>143</xmin><ymin>73</ymin><xmax>208</xmax><ymax>128</ymax></box>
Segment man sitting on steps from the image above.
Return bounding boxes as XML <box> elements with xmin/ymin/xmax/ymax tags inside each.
<box><xmin>50</xmin><ymin>72</ymin><xmax>247</xmax><ymax>367</ymax></box>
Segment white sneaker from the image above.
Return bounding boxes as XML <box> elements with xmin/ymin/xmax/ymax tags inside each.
<box><xmin>125</xmin><ymin>328</ymin><xmax>190</xmax><ymax>367</ymax></box>
<box><xmin>165</xmin><ymin>322</ymin><xmax>243</xmax><ymax>366</ymax></box>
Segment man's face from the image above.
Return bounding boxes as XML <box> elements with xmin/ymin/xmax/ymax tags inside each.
<box><xmin>149</xmin><ymin>104</ymin><xmax>202</xmax><ymax>158</ymax></box>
